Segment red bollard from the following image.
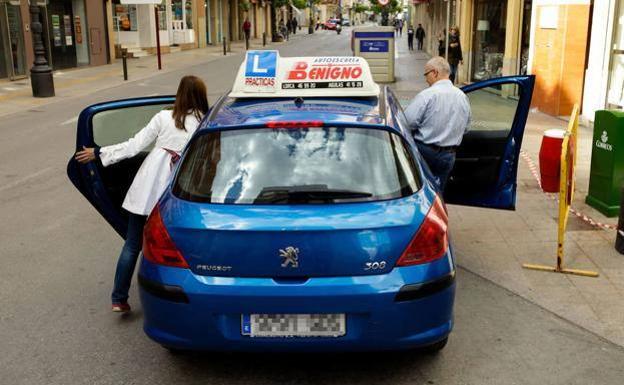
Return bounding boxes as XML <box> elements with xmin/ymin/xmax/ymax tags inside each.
<box><xmin>539</xmin><ymin>129</ymin><xmax>565</xmax><ymax>193</ymax></box>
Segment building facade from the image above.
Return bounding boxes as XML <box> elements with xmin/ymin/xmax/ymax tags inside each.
<box><xmin>583</xmin><ymin>0</ymin><xmax>624</xmax><ymax>123</ymax></box>
<box><xmin>1</xmin><ymin>0</ymin><xmax>109</xmax><ymax>80</ymax></box>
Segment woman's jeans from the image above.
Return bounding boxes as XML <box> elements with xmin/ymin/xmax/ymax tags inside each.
<box><xmin>416</xmin><ymin>142</ymin><xmax>456</xmax><ymax>192</ymax></box>
<box><xmin>450</xmin><ymin>63</ymin><xmax>458</xmax><ymax>83</ymax></box>
<box><xmin>111</xmin><ymin>213</ymin><xmax>147</xmax><ymax>304</ymax></box>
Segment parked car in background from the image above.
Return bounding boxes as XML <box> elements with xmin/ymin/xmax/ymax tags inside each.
<box><xmin>323</xmin><ymin>18</ymin><xmax>339</xmax><ymax>30</ymax></box>
<box><xmin>342</xmin><ymin>17</ymin><xmax>351</xmax><ymax>26</ymax></box>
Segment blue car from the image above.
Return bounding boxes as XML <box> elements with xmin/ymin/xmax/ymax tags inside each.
<box><xmin>68</xmin><ymin>52</ymin><xmax>534</xmax><ymax>352</ymax></box>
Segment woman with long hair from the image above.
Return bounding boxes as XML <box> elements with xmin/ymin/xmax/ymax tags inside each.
<box><xmin>75</xmin><ymin>75</ymin><xmax>209</xmax><ymax>313</ymax></box>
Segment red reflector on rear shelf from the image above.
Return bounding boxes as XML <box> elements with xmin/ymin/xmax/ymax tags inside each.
<box><xmin>396</xmin><ymin>196</ymin><xmax>449</xmax><ymax>267</ymax></box>
<box><xmin>266</xmin><ymin>120</ymin><xmax>324</xmax><ymax>128</ymax></box>
<box><xmin>143</xmin><ymin>206</ymin><xmax>189</xmax><ymax>269</ymax></box>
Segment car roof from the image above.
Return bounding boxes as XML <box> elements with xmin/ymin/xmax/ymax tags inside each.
<box><xmin>202</xmin><ymin>93</ymin><xmax>401</xmax><ymax>133</ymax></box>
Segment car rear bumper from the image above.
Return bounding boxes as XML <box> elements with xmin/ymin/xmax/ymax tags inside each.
<box><xmin>138</xmin><ymin>256</ymin><xmax>455</xmax><ymax>352</ymax></box>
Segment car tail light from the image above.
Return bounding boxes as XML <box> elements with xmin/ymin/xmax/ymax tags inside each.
<box><xmin>396</xmin><ymin>196</ymin><xmax>449</xmax><ymax>267</ymax></box>
<box><xmin>266</xmin><ymin>120</ymin><xmax>324</xmax><ymax>128</ymax></box>
<box><xmin>143</xmin><ymin>206</ymin><xmax>189</xmax><ymax>268</ymax></box>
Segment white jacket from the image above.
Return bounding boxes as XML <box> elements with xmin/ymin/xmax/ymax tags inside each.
<box><xmin>99</xmin><ymin>110</ymin><xmax>201</xmax><ymax>216</ymax></box>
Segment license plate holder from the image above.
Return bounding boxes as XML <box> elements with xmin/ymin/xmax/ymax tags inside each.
<box><xmin>241</xmin><ymin>314</ymin><xmax>346</xmax><ymax>337</ymax></box>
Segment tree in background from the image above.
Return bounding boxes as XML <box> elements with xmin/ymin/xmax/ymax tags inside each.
<box><xmin>370</xmin><ymin>0</ymin><xmax>401</xmax><ymax>26</ymax></box>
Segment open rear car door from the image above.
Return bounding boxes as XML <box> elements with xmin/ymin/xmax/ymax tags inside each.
<box><xmin>67</xmin><ymin>96</ymin><xmax>176</xmax><ymax>237</ymax></box>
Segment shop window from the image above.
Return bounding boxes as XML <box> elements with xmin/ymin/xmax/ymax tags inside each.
<box><xmin>607</xmin><ymin>0</ymin><xmax>624</xmax><ymax>109</ymax></box>
<box><xmin>172</xmin><ymin>0</ymin><xmax>193</xmax><ymax>30</ymax></box>
<box><xmin>113</xmin><ymin>1</ymin><xmax>138</xmax><ymax>32</ymax></box>
<box><xmin>471</xmin><ymin>0</ymin><xmax>507</xmax><ymax>82</ymax></box>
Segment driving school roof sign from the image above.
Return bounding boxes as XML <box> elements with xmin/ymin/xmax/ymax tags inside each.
<box><xmin>230</xmin><ymin>51</ymin><xmax>380</xmax><ymax>98</ymax></box>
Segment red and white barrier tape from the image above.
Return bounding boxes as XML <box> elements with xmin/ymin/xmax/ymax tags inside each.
<box><xmin>519</xmin><ymin>150</ymin><xmax>621</xmax><ymax>235</ymax></box>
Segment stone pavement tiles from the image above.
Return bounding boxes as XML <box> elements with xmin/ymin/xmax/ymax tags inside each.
<box><xmin>389</xmin><ymin>37</ymin><xmax>624</xmax><ymax>348</ymax></box>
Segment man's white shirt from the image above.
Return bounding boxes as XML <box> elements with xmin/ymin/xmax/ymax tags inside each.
<box><xmin>404</xmin><ymin>79</ymin><xmax>471</xmax><ymax>147</ymax></box>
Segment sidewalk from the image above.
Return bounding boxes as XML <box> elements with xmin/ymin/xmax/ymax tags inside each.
<box><xmin>391</xmin><ymin>37</ymin><xmax>624</xmax><ymax>347</ymax></box>
<box><xmin>0</xmin><ymin>34</ymin><xmax>305</xmax><ymax>117</ymax></box>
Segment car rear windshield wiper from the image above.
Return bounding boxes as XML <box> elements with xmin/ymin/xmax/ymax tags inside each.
<box><xmin>254</xmin><ymin>185</ymin><xmax>373</xmax><ymax>203</ymax></box>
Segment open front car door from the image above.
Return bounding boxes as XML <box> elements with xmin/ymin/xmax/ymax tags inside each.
<box><xmin>67</xmin><ymin>96</ymin><xmax>176</xmax><ymax>238</ymax></box>
<box><xmin>444</xmin><ymin>75</ymin><xmax>535</xmax><ymax>210</ymax></box>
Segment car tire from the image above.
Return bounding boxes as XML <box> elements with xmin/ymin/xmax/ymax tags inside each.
<box><xmin>420</xmin><ymin>337</ymin><xmax>448</xmax><ymax>354</ymax></box>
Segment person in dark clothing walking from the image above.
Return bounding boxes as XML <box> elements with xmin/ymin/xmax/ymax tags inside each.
<box><xmin>242</xmin><ymin>18</ymin><xmax>251</xmax><ymax>45</ymax></box>
<box><xmin>407</xmin><ymin>25</ymin><xmax>414</xmax><ymax>51</ymax></box>
<box><xmin>437</xmin><ymin>29</ymin><xmax>446</xmax><ymax>56</ymax></box>
<box><xmin>416</xmin><ymin>24</ymin><xmax>425</xmax><ymax>50</ymax></box>
<box><xmin>292</xmin><ymin>17</ymin><xmax>298</xmax><ymax>34</ymax></box>
<box><xmin>448</xmin><ymin>27</ymin><xmax>463</xmax><ymax>84</ymax></box>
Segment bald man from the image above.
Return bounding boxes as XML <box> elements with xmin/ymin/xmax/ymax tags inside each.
<box><xmin>404</xmin><ymin>56</ymin><xmax>471</xmax><ymax>191</ymax></box>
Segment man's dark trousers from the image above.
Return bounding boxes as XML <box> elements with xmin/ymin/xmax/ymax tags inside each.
<box><xmin>415</xmin><ymin>142</ymin><xmax>456</xmax><ymax>192</ymax></box>
<box><xmin>417</xmin><ymin>38</ymin><xmax>423</xmax><ymax>50</ymax></box>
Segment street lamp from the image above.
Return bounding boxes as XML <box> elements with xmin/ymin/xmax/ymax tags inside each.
<box><xmin>28</xmin><ymin>0</ymin><xmax>55</xmax><ymax>97</ymax></box>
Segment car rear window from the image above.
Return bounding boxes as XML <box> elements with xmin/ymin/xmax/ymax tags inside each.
<box><xmin>172</xmin><ymin>127</ymin><xmax>421</xmax><ymax>204</ymax></box>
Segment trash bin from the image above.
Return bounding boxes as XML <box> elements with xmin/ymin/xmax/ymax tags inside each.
<box><xmin>539</xmin><ymin>129</ymin><xmax>565</xmax><ymax>193</ymax></box>
<box><xmin>352</xmin><ymin>26</ymin><xmax>395</xmax><ymax>83</ymax></box>
<box><xmin>585</xmin><ymin>110</ymin><xmax>624</xmax><ymax>217</ymax></box>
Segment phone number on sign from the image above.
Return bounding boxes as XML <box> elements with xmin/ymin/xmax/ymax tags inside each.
<box><xmin>281</xmin><ymin>81</ymin><xmax>364</xmax><ymax>89</ymax></box>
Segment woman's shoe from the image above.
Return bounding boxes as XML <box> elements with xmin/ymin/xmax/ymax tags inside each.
<box><xmin>111</xmin><ymin>303</ymin><xmax>131</xmax><ymax>313</ymax></box>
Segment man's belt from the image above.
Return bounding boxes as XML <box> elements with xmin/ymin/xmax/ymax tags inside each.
<box><xmin>417</xmin><ymin>141</ymin><xmax>459</xmax><ymax>153</ymax></box>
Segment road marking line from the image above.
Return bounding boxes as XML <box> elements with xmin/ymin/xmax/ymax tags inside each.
<box><xmin>61</xmin><ymin>116</ymin><xmax>78</xmax><ymax>126</ymax></box>
<box><xmin>0</xmin><ymin>167</ymin><xmax>54</xmax><ymax>193</ymax></box>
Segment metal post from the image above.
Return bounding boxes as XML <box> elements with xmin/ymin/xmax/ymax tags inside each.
<box><xmin>308</xmin><ymin>1</ymin><xmax>314</xmax><ymax>34</ymax></box>
<box><xmin>445</xmin><ymin>0</ymin><xmax>450</xmax><ymax>60</ymax></box>
<box><xmin>154</xmin><ymin>5</ymin><xmax>162</xmax><ymax>70</ymax></box>
<box><xmin>223</xmin><ymin>37</ymin><xmax>227</xmax><ymax>55</ymax></box>
<box><xmin>29</xmin><ymin>3</ymin><xmax>55</xmax><ymax>97</ymax></box>
<box><xmin>262</xmin><ymin>32</ymin><xmax>266</xmax><ymax>46</ymax></box>
<box><xmin>122</xmin><ymin>48</ymin><xmax>128</xmax><ymax>80</ymax></box>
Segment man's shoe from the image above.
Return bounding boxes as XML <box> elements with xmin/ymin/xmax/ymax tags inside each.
<box><xmin>112</xmin><ymin>303</ymin><xmax>131</xmax><ymax>313</ymax></box>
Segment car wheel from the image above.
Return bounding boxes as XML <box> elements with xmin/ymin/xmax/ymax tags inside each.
<box><xmin>420</xmin><ymin>337</ymin><xmax>448</xmax><ymax>354</ymax></box>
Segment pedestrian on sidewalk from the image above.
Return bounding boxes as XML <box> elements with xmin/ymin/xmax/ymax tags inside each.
<box><xmin>448</xmin><ymin>27</ymin><xmax>463</xmax><ymax>84</ymax></box>
<box><xmin>242</xmin><ymin>18</ymin><xmax>251</xmax><ymax>46</ymax></box>
<box><xmin>437</xmin><ymin>29</ymin><xmax>446</xmax><ymax>56</ymax></box>
<box><xmin>292</xmin><ymin>17</ymin><xmax>298</xmax><ymax>34</ymax></box>
<box><xmin>416</xmin><ymin>24</ymin><xmax>425</xmax><ymax>50</ymax></box>
<box><xmin>399</xmin><ymin>19</ymin><xmax>404</xmax><ymax>36</ymax></box>
<box><xmin>404</xmin><ymin>57</ymin><xmax>471</xmax><ymax>191</ymax></box>
<box><xmin>74</xmin><ymin>76</ymin><xmax>209</xmax><ymax>313</ymax></box>
<box><xmin>407</xmin><ymin>25</ymin><xmax>415</xmax><ymax>51</ymax></box>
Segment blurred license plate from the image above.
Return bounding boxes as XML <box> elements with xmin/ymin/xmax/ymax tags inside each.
<box><xmin>241</xmin><ymin>314</ymin><xmax>346</xmax><ymax>337</ymax></box>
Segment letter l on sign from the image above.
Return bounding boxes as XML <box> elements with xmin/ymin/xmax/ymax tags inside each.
<box><xmin>252</xmin><ymin>55</ymin><xmax>268</xmax><ymax>73</ymax></box>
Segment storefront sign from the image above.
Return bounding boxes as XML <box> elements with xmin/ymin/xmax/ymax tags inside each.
<box><xmin>51</xmin><ymin>15</ymin><xmax>61</xmax><ymax>47</ymax></box>
<box><xmin>64</xmin><ymin>15</ymin><xmax>73</xmax><ymax>46</ymax></box>
<box><xmin>74</xmin><ymin>16</ymin><xmax>82</xmax><ymax>44</ymax></box>
<box><xmin>360</xmin><ymin>40</ymin><xmax>389</xmax><ymax>53</ymax></box>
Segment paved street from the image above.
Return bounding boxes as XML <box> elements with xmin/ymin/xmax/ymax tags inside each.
<box><xmin>2</xmin><ymin>27</ymin><xmax>624</xmax><ymax>384</ymax></box>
